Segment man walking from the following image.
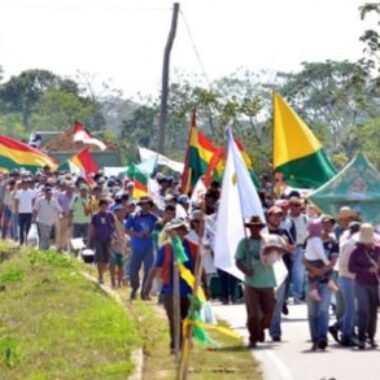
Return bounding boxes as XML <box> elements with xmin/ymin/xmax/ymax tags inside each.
<box><xmin>126</xmin><ymin>196</ymin><xmax>158</xmax><ymax>300</ymax></box>
<box><xmin>33</xmin><ymin>186</ymin><xmax>62</xmax><ymax>250</ymax></box>
<box><xmin>70</xmin><ymin>184</ymin><xmax>92</xmax><ymax>242</ymax></box>
<box><xmin>235</xmin><ymin>216</ymin><xmax>277</xmax><ymax>348</ymax></box>
<box><xmin>289</xmin><ymin>197</ymin><xmax>309</xmax><ymax>303</ymax></box>
<box><xmin>56</xmin><ymin>182</ymin><xmax>74</xmax><ymax>251</ymax></box>
<box><xmin>143</xmin><ymin>218</ymin><xmax>200</xmax><ymax>353</ymax></box>
<box><xmin>15</xmin><ymin>179</ymin><xmax>36</xmax><ymax>245</ymax></box>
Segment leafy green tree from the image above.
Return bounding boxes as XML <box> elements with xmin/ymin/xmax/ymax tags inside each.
<box><xmin>277</xmin><ymin>61</ymin><xmax>376</xmax><ymax>154</ymax></box>
<box><xmin>31</xmin><ymin>89</ymin><xmax>100</xmax><ymax>131</ymax></box>
<box><xmin>0</xmin><ymin>69</ymin><xmax>61</xmax><ymax>130</ymax></box>
<box><xmin>359</xmin><ymin>2</ymin><xmax>380</xmax><ymax>74</ymax></box>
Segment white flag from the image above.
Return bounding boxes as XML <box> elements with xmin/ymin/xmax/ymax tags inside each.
<box><xmin>214</xmin><ymin>128</ymin><xmax>287</xmax><ymax>285</ymax></box>
<box><xmin>139</xmin><ymin>146</ymin><xmax>184</xmax><ymax>173</ymax></box>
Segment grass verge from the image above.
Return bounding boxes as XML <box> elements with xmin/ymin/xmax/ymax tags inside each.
<box><xmin>0</xmin><ymin>244</ymin><xmax>140</xmax><ymax>380</ymax></box>
<box><xmin>116</xmin><ymin>288</ymin><xmax>262</xmax><ymax>380</ymax></box>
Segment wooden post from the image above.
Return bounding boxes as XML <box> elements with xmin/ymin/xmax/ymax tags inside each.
<box><xmin>158</xmin><ymin>2</ymin><xmax>180</xmax><ymax>154</ymax></box>
<box><xmin>177</xmin><ymin>210</ymin><xmax>206</xmax><ymax>380</ymax></box>
<box><xmin>173</xmin><ymin>257</ymin><xmax>181</xmax><ymax>369</ymax></box>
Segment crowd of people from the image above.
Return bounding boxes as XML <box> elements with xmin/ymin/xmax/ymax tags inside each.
<box><xmin>0</xmin><ymin>168</ymin><xmax>379</xmax><ymax>353</ymax></box>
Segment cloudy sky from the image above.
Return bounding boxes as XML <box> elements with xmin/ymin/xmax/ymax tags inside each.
<box><xmin>0</xmin><ymin>0</ymin><xmax>372</xmax><ymax>97</ymax></box>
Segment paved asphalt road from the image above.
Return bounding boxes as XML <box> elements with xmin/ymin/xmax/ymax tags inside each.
<box><xmin>213</xmin><ymin>302</ymin><xmax>380</xmax><ymax>380</ymax></box>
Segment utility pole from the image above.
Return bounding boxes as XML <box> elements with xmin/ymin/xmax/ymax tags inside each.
<box><xmin>158</xmin><ymin>2</ymin><xmax>180</xmax><ymax>154</ymax></box>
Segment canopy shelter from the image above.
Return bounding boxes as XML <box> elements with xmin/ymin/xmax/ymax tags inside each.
<box><xmin>309</xmin><ymin>153</ymin><xmax>380</xmax><ymax>224</ymax></box>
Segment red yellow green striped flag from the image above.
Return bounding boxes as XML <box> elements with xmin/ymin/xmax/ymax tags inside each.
<box><xmin>0</xmin><ymin>134</ymin><xmax>57</xmax><ymax>173</ymax></box>
<box><xmin>181</xmin><ymin>108</ymin><xmax>218</xmax><ymax>193</ymax></box>
<box><xmin>273</xmin><ymin>92</ymin><xmax>336</xmax><ymax>188</ymax></box>
<box><xmin>126</xmin><ymin>164</ymin><xmax>148</xmax><ymax>199</ymax></box>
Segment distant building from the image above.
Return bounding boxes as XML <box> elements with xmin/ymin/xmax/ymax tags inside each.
<box><xmin>34</xmin><ymin>126</ymin><xmax>121</xmax><ymax>167</ymax></box>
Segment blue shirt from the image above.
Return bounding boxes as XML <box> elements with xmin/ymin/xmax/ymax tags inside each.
<box><xmin>155</xmin><ymin>239</ymin><xmax>195</xmax><ymax>296</ymax></box>
<box><xmin>125</xmin><ymin>211</ymin><xmax>158</xmax><ymax>251</ymax></box>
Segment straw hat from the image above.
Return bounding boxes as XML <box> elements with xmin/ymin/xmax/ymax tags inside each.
<box><xmin>354</xmin><ymin>223</ymin><xmax>375</xmax><ymax>244</ymax></box>
<box><xmin>289</xmin><ymin>197</ymin><xmax>303</xmax><ymax>206</ymax></box>
<box><xmin>261</xmin><ymin>234</ymin><xmax>286</xmax><ymax>251</ymax></box>
<box><xmin>244</xmin><ymin>216</ymin><xmax>266</xmax><ymax>228</ymax></box>
<box><xmin>165</xmin><ymin>218</ymin><xmax>189</xmax><ymax>231</ymax></box>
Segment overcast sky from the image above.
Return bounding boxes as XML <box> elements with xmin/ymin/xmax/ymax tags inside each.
<box><xmin>0</xmin><ymin>0</ymin><xmax>373</xmax><ymax>97</ymax></box>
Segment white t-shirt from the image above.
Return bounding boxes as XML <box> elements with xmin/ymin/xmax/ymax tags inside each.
<box><xmin>15</xmin><ymin>189</ymin><xmax>36</xmax><ymax>213</ymax></box>
<box><xmin>304</xmin><ymin>236</ymin><xmax>330</xmax><ymax>264</ymax></box>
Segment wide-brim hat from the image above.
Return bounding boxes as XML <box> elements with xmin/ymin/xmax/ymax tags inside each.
<box><xmin>261</xmin><ymin>233</ymin><xmax>286</xmax><ymax>251</ymax></box>
<box><xmin>337</xmin><ymin>206</ymin><xmax>357</xmax><ymax>220</ymax></box>
<box><xmin>289</xmin><ymin>196</ymin><xmax>303</xmax><ymax>206</ymax></box>
<box><xmin>354</xmin><ymin>223</ymin><xmax>375</xmax><ymax>244</ymax></box>
<box><xmin>244</xmin><ymin>215</ymin><xmax>266</xmax><ymax>228</ymax></box>
<box><xmin>137</xmin><ymin>196</ymin><xmax>153</xmax><ymax>206</ymax></box>
<box><xmin>165</xmin><ymin>218</ymin><xmax>189</xmax><ymax>231</ymax></box>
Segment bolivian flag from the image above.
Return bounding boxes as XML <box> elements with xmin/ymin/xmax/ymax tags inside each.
<box><xmin>273</xmin><ymin>92</ymin><xmax>336</xmax><ymax>188</ymax></box>
<box><xmin>126</xmin><ymin>164</ymin><xmax>148</xmax><ymax>199</ymax></box>
<box><xmin>58</xmin><ymin>149</ymin><xmax>99</xmax><ymax>186</ymax></box>
<box><xmin>0</xmin><ymin>135</ymin><xmax>57</xmax><ymax>173</ymax></box>
<box><xmin>181</xmin><ymin>108</ymin><xmax>218</xmax><ymax>193</ymax></box>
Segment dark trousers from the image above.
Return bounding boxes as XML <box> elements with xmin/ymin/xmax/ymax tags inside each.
<box><xmin>355</xmin><ymin>282</ymin><xmax>378</xmax><ymax>342</ymax></box>
<box><xmin>129</xmin><ymin>248</ymin><xmax>154</xmax><ymax>292</ymax></box>
<box><xmin>162</xmin><ymin>294</ymin><xmax>191</xmax><ymax>350</ymax></box>
<box><xmin>1</xmin><ymin>206</ymin><xmax>12</xmax><ymax>239</ymax></box>
<box><xmin>218</xmin><ymin>269</ymin><xmax>238</xmax><ymax>302</ymax></box>
<box><xmin>18</xmin><ymin>213</ymin><xmax>32</xmax><ymax>245</ymax></box>
<box><xmin>245</xmin><ymin>286</ymin><xmax>276</xmax><ymax>344</ymax></box>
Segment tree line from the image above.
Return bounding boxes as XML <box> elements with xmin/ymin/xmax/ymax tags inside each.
<box><xmin>0</xmin><ymin>2</ymin><xmax>379</xmax><ymax>172</ymax></box>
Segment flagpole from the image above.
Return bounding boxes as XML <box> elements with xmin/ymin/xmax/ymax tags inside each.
<box><xmin>173</xmin><ymin>257</ymin><xmax>181</xmax><ymax>370</ymax></box>
<box><xmin>177</xmin><ymin>206</ymin><xmax>206</xmax><ymax>380</ymax></box>
<box><xmin>181</xmin><ymin>106</ymin><xmax>196</xmax><ymax>194</ymax></box>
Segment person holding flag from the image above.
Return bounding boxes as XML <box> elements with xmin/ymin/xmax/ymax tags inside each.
<box><xmin>143</xmin><ymin>218</ymin><xmax>202</xmax><ymax>353</ymax></box>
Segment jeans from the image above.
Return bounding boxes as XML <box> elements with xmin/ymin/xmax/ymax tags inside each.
<box><xmin>270</xmin><ymin>280</ymin><xmax>287</xmax><ymax>339</ymax></box>
<box><xmin>129</xmin><ymin>247</ymin><xmax>154</xmax><ymax>292</ymax></box>
<box><xmin>292</xmin><ymin>246</ymin><xmax>306</xmax><ymax>301</ymax></box>
<box><xmin>355</xmin><ymin>282</ymin><xmax>378</xmax><ymax>342</ymax></box>
<box><xmin>218</xmin><ymin>269</ymin><xmax>238</xmax><ymax>302</ymax></box>
<box><xmin>18</xmin><ymin>213</ymin><xmax>32</xmax><ymax>245</ymax></box>
<box><xmin>1</xmin><ymin>206</ymin><xmax>12</xmax><ymax>239</ymax></box>
<box><xmin>307</xmin><ymin>281</ymin><xmax>332</xmax><ymax>343</ymax></box>
<box><xmin>11</xmin><ymin>212</ymin><xmax>18</xmax><ymax>241</ymax></box>
<box><xmin>38</xmin><ymin>223</ymin><xmax>54</xmax><ymax>250</ymax></box>
<box><xmin>338</xmin><ymin>277</ymin><xmax>356</xmax><ymax>341</ymax></box>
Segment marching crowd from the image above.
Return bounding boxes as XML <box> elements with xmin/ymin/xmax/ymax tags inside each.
<box><xmin>0</xmin><ymin>168</ymin><xmax>379</xmax><ymax>353</ymax></box>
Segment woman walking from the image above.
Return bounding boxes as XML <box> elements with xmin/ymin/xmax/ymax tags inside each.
<box><xmin>349</xmin><ymin>223</ymin><xmax>380</xmax><ymax>350</ymax></box>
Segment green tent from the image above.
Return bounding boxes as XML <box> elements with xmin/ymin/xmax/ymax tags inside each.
<box><xmin>309</xmin><ymin>153</ymin><xmax>380</xmax><ymax>224</ymax></box>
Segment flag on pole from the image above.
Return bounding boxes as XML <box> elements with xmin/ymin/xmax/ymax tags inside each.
<box><xmin>203</xmin><ymin>138</ymin><xmax>260</xmax><ymax>188</ymax></box>
<box><xmin>127</xmin><ymin>164</ymin><xmax>148</xmax><ymax>199</ymax></box>
<box><xmin>0</xmin><ymin>135</ymin><xmax>57</xmax><ymax>173</ymax></box>
<box><xmin>58</xmin><ymin>149</ymin><xmax>99</xmax><ymax>185</ymax></box>
<box><xmin>181</xmin><ymin>108</ymin><xmax>218</xmax><ymax>194</ymax></box>
<box><xmin>214</xmin><ymin>128</ymin><xmax>289</xmax><ymax>287</ymax></box>
<box><xmin>273</xmin><ymin>92</ymin><xmax>336</xmax><ymax>188</ymax></box>
<box><xmin>139</xmin><ymin>146</ymin><xmax>184</xmax><ymax>173</ymax></box>
<box><xmin>213</xmin><ymin>129</ymin><xmax>266</xmax><ymax>280</ymax></box>
<box><xmin>73</xmin><ymin>122</ymin><xmax>107</xmax><ymax>151</ymax></box>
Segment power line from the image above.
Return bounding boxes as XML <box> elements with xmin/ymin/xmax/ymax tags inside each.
<box><xmin>0</xmin><ymin>1</ymin><xmax>170</xmax><ymax>12</ymax></box>
<box><xmin>179</xmin><ymin>9</ymin><xmax>212</xmax><ymax>89</ymax></box>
